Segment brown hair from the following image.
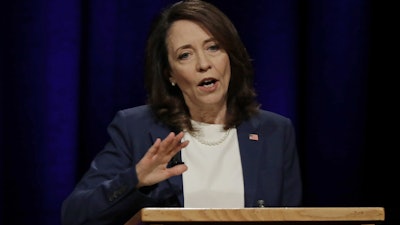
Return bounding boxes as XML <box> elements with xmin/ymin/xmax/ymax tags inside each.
<box><xmin>144</xmin><ymin>0</ymin><xmax>260</xmax><ymax>132</ymax></box>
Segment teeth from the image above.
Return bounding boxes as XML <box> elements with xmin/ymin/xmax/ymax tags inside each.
<box><xmin>203</xmin><ymin>82</ymin><xmax>214</xmax><ymax>87</ymax></box>
<box><xmin>200</xmin><ymin>79</ymin><xmax>216</xmax><ymax>86</ymax></box>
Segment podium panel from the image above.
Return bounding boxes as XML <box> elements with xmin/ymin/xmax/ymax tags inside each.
<box><xmin>125</xmin><ymin>207</ymin><xmax>385</xmax><ymax>225</ymax></box>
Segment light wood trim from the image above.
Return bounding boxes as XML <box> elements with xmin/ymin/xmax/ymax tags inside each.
<box><xmin>125</xmin><ymin>207</ymin><xmax>384</xmax><ymax>225</ymax></box>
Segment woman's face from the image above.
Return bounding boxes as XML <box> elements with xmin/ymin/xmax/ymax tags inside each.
<box><xmin>166</xmin><ymin>20</ymin><xmax>231</xmax><ymax>110</ymax></box>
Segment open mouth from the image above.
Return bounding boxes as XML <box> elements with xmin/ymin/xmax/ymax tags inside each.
<box><xmin>198</xmin><ymin>78</ymin><xmax>217</xmax><ymax>87</ymax></box>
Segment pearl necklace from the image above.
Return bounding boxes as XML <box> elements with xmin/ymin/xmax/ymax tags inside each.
<box><xmin>189</xmin><ymin>128</ymin><xmax>231</xmax><ymax>146</ymax></box>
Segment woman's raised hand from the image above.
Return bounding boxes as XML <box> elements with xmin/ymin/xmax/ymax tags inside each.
<box><xmin>135</xmin><ymin>132</ymin><xmax>189</xmax><ymax>188</ymax></box>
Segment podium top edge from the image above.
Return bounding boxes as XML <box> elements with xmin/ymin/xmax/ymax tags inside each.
<box><xmin>141</xmin><ymin>207</ymin><xmax>384</xmax><ymax>211</ymax></box>
<box><xmin>132</xmin><ymin>207</ymin><xmax>385</xmax><ymax>222</ymax></box>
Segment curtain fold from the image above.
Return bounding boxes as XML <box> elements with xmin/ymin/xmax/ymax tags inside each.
<box><xmin>303</xmin><ymin>0</ymin><xmax>370</xmax><ymax>205</ymax></box>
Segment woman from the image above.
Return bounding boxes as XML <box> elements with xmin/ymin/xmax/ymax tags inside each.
<box><xmin>61</xmin><ymin>0</ymin><xmax>302</xmax><ymax>224</ymax></box>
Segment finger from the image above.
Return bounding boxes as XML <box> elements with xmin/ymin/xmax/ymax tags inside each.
<box><xmin>145</xmin><ymin>138</ymin><xmax>161</xmax><ymax>157</ymax></box>
<box><xmin>172</xmin><ymin>132</ymin><xmax>185</xmax><ymax>146</ymax></box>
<box><xmin>166</xmin><ymin>132</ymin><xmax>188</xmax><ymax>156</ymax></box>
<box><xmin>167</xmin><ymin>163</ymin><xmax>188</xmax><ymax>176</ymax></box>
<box><xmin>168</xmin><ymin>142</ymin><xmax>188</xmax><ymax>160</ymax></box>
<box><xmin>159</xmin><ymin>132</ymin><xmax>181</xmax><ymax>155</ymax></box>
<box><xmin>173</xmin><ymin>131</ymin><xmax>189</xmax><ymax>148</ymax></box>
<box><xmin>175</xmin><ymin>131</ymin><xmax>185</xmax><ymax>140</ymax></box>
<box><xmin>179</xmin><ymin>139</ymin><xmax>189</xmax><ymax>149</ymax></box>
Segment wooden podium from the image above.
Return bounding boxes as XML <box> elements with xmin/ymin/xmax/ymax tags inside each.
<box><xmin>124</xmin><ymin>207</ymin><xmax>385</xmax><ymax>225</ymax></box>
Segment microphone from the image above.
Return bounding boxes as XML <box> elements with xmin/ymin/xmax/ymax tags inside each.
<box><xmin>257</xmin><ymin>199</ymin><xmax>265</xmax><ymax>207</ymax></box>
<box><xmin>168</xmin><ymin>153</ymin><xmax>184</xmax><ymax>167</ymax></box>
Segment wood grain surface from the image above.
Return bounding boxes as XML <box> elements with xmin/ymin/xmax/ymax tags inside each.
<box><xmin>125</xmin><ymin>207</ymin><xmax>385</xmax><ymax>225</ymax></box>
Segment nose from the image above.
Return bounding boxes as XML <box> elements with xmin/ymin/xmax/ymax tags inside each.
<box><xmin>196</xmin><ymin>51</ymin><xmax>212</xmax><ymax>72</ymax></box>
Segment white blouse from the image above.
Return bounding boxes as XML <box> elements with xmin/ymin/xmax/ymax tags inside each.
<box><xmin>181</xmin><ymin>121</ymin><xmax>244</xmax><ymax>208</ymax></box>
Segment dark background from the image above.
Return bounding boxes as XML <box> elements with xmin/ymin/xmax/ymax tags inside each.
<box><xmin>1</xmin><ymin>0</ymin><xmax>399</xmax><ymax>224</ymax></box>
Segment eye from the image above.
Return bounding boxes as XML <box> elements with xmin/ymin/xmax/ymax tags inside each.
<box><xmin>178</xmin><ymin>52</ymin><xmax>190</xmax><ymax>60</ymax></box>
<box><xmin>208</xmin><ymin>44</ymin><xmax>220</xmax><ymax>52</ymax></box>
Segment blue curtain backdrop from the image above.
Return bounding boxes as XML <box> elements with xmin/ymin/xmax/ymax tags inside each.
<box><xmin>1</xmin><ymin>0</ymin><xmax>399</xmax><ymax>224</ymax></box>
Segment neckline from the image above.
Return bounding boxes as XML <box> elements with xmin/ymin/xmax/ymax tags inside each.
<box><xmin>189</xmin><ymin>120</ymin><xmax>231</xmax><ymax>146</ymax></box>
<box><xmin>189</xmin><ymin>128</ymin><xmax>231</xmax><ymax>146</ymax></box>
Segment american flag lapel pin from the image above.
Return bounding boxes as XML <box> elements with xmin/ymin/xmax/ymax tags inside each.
<box><xmin>249</xmin><ymin>133</ymin><xmax>259</xmax><ymax>141</ymax></box>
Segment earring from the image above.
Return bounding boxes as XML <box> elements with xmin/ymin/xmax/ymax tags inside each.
<box><xmin>171</xmin><ymin>82</ymin><xmax>176</xmax><ymax>86</ymax></box>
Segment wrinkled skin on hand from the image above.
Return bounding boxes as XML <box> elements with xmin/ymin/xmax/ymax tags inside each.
<box><xmin>135</xmin><ymin>132</ymin><xmax>189</xmax><ymax>188</ymax></box>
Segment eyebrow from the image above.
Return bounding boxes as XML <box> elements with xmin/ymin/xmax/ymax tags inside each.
<box><xmin>174</xmin><ymin>38</ymin><xmax>217</xmax><ymax>53</ymax></box>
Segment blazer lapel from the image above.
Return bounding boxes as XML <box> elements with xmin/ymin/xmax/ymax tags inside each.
<box><xmin>237</xmin><ymin>118</ymin><xmax>263</xmax><ymax>207</ymax></box>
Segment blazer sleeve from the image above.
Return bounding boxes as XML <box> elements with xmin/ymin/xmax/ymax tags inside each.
<box><xmin>61</xmin><ymin>109</ymin><xmax>160</xmax><ymax>225</ymax></box>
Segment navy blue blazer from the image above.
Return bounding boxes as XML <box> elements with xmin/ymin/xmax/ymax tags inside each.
<box><xmin>61</xmin><ymin>105</ymin><xmax>302</xmax><ymax>225</ymax></box>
